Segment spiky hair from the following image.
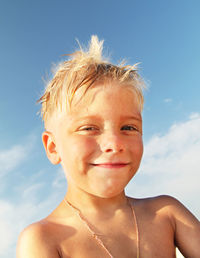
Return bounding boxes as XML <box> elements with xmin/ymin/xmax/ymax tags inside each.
<box><xmin>38</xmin><ymin>35</ymin><xmax>145</xmax><ymax>125</ymax></box>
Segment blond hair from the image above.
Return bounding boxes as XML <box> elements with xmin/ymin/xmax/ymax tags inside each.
<box><xmin>38</xmin><ymin>35</ymin><xmax>145</xmax><ymax>125</ymax></box>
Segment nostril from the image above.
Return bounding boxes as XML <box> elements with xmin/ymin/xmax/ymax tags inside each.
<box><xmin>100</xmin><ymin>135</ymin><xmax>124</xmax><ymax>153</ymax></box>
<box><xmin>105</xmin><ymin>148</ymin><xmax>113</xmax><ymax>153</ymax></box>
<box><xmin>104</xmin><ymin>147</ymin><xmax>123</xmax><ymax>153</ymax></box>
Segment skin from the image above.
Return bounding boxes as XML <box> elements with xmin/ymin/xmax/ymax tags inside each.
<box><xmin>17</xmin><ymin>82</ymin><xmax>200</xmax><ymax>258</ymax></box>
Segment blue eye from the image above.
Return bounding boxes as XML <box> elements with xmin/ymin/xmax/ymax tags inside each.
<box><xmin>80</xmin><ymin>126</ymin><xmax>98</xmax><ymax>131</ymax></box>
<box><xmin>121</xmin><ymin>125</ymin><xmax>137</xmax><ymax>131</ymax></box>
<box><xmin>83</xmin><ymin>127</ymin><xmax>96</xmax><ymax>131</ymax></box>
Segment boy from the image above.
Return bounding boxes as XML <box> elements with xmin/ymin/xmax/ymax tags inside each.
<box><xmin>17</xmin><ymin>36</ymin><xmax>200</xmax><ymax>258</ymax></box>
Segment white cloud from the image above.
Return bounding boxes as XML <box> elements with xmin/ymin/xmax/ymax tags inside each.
<box><xmin>22</xmin><ymin>182</ymin><xmax>44</xmax><ymax>199</ymax></box>
<box><xmin>0</xmin><ymin>198</ymin><xmax>40</xmax><ymax>257</ymax></box>
<box><xmin>0</xmin><ymin>160</ymin><xmax>66</xmax><ymax>257</ymax></box>
<box><xmin>0</xmin><ymin>134</ymin><xmax>36</xmax><ymax>178</ymax></box>
<box><xmin>0</xmin><ymin>201</ymin><xmax>14</xmax><ymax>255</ymax></box>
<box><xmin>0</xmin><ymin>145</ymin><xmax>27</xmax><ymax>176</ymax></box>
<box><xmin>0</xmin><ymin>183</ymin><xmax>64</xmax><ymax>258</ymax></box>
<box><xmin>142</xmin><ymin>113</ymin><xmax>200</xmax><ymax>175</ymax></box>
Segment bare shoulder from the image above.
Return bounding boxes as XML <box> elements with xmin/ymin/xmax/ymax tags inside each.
<box><xmin>132</xmin><ymin>194</ymin><xmax>199</xmax><ymax>230</ymax></box>
<box><xmin>129</xmin><ymin>195</ymin><xmax>180</xmax><ymax>231</ymax></box>
<box><xmin>142</xmin><ymin>194</ymin><xmax>200</xmax><ymax>224</ymax></box>
<box><xmin>131</xmin><ymin>194</ymin><xmax>198</xmax><ymax>217</ymax></box>
<box><xmin>131</xmin><ymin>194</ymin><xmax>182</xmax><ymax>206</ymax></box>
<box><xmin>130</xmin><ymin>195</ymin><xmax>200</xmax><ymax>258</ymax></box>
<box><xmin>17</xmin><ymin>219</ymin><xmax>61</xmax><ymax>258</ymax></box>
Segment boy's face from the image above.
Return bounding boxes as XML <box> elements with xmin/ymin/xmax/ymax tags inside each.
<box><xmin>46</xmin><ymin>82</ymin><xmax>143</xmax><ymax>198</ymax></box>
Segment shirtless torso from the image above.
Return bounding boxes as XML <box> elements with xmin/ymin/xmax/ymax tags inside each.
<box><xmin>17</xmin><ymin>195</ymin><xmax>200</xmax><ymax>258</ymax></box>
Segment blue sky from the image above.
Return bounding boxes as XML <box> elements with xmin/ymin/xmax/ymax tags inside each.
<box><xmin>0</xmin><ymin>1</ymin><xmax>200</xmax><ymax>257</ymax></box>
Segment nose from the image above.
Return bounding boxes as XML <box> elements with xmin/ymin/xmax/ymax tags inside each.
<box><xmin>100</xmin><ymin>133</ymin><xmax>125</xmax><ymax>153</ymax></box>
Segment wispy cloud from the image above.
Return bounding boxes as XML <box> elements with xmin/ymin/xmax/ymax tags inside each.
<box><xmin>142</xmin><ymin>113</ymin><xmax>200</xmax><ymax>175</ymax></box>
<box><xmin>52</xmin><ymin>167</ymin><xmax>67</xmax><ymax>189</ymax></box>
<box><xmin>0</xmin><ymin>200</ymin><xmax>15</xmax><ymax>256</ymax></box>
<box><xmin>0</xmin><ymin>145</ymin><xmax>27</xmax><ymax>176</ymax></box>
<box><xmin>0</xmin><ymin>178</ymin><xmax>64</xmax><ymax>258</ymax></box>
<box><xmin>0</xmin><ymin>134</ymin><xmax>36</xmax><ymax>178</ymax></box>
<box><xmin>164</xmin><ymin>98</ymin><xmax>172</xmax><ymax>103</ymax></box>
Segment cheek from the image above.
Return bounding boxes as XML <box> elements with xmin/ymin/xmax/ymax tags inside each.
<box><xmin>129</xmin><ymin>136</ymin><xmax>143</xmax><ymax>159</ymax></box>
<box><xmin>70</xmin><ymin>136</ymin><xmax>98</xmax><ymax>160</ymax></box>
<box><xmin>60</xmin><ymin>136</ymin><xmax>98</xmax><ymax>176</ymax></box>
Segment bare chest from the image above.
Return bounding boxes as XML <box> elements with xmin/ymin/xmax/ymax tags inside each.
<box><xmin>57</xmin><ymin>218</ymin><xmax>176</xmax><ymax>258</ymax></box>
<box><xmin>59</xmin><ymin>226</ymin><xmax>138</xmax><ymax>258</ymax></box>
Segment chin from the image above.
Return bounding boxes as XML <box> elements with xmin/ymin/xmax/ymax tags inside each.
<box><xmin>91</xmin><ymin>187</ymin><xmax>125</xmax><ymax>199</ymax></box>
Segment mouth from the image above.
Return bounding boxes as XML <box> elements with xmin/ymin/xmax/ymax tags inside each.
<box><xmin>91</xmin><ymin>163</ymin><xmax>130</xmax><ymax>169</ymax></box>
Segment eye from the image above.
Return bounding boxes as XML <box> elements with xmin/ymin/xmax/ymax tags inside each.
<box><xmin>121</xmin><ymin>125</ymin><xmax>138</xmax><ymax>131</ymax></box>
<box><xmin>78</xmin><ymin>125</ymin><xmax>99</xmax><ymax>134</ymax></box>
<box><xmin>81</xmin><ymin>126</ymin><xmax>97</xmax><ymax>131</ymax></box>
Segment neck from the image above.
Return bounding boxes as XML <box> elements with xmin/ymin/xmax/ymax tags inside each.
<box><xmin>65</xmin><ymin>185</ymin><xmax>128</xmax><ymax>215</ymax></box>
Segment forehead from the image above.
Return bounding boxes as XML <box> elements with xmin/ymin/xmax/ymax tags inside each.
<box><xmin>68</xmin><ymin>82</ymin><xmax>142</xmax><ymax>119</ymax></box>
<box><xmin>48</xmin><ymin>83</ymin><xmax>142</xmax><ymax>131</ymax></box>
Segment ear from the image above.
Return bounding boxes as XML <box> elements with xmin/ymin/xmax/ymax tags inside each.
<box><xmin>42</xmin><ymin>131</ymin><xmax>61</xmax><ymax>165</ymax></box>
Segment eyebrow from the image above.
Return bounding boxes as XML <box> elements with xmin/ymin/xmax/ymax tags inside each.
<box><xmin>72</xmin><ymin>114</ymin><xmax>142</xmax><ymax>123</ymax></box>
<box><xmin>119</xmin><ymin>115</ymin><xmax>142</xmax><ymax>122</ymax></box>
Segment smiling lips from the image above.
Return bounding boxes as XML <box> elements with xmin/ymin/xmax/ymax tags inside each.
<box><xmin>92</xmin><ymin>163</ymin><xmax>129</xmax><ymax>169</ymax></box>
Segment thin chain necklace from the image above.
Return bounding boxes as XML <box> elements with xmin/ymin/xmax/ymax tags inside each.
<box><xmin>64</xmin><ymin>197</ymin><xmax>139</xmax><ymax>258</ymax></box>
